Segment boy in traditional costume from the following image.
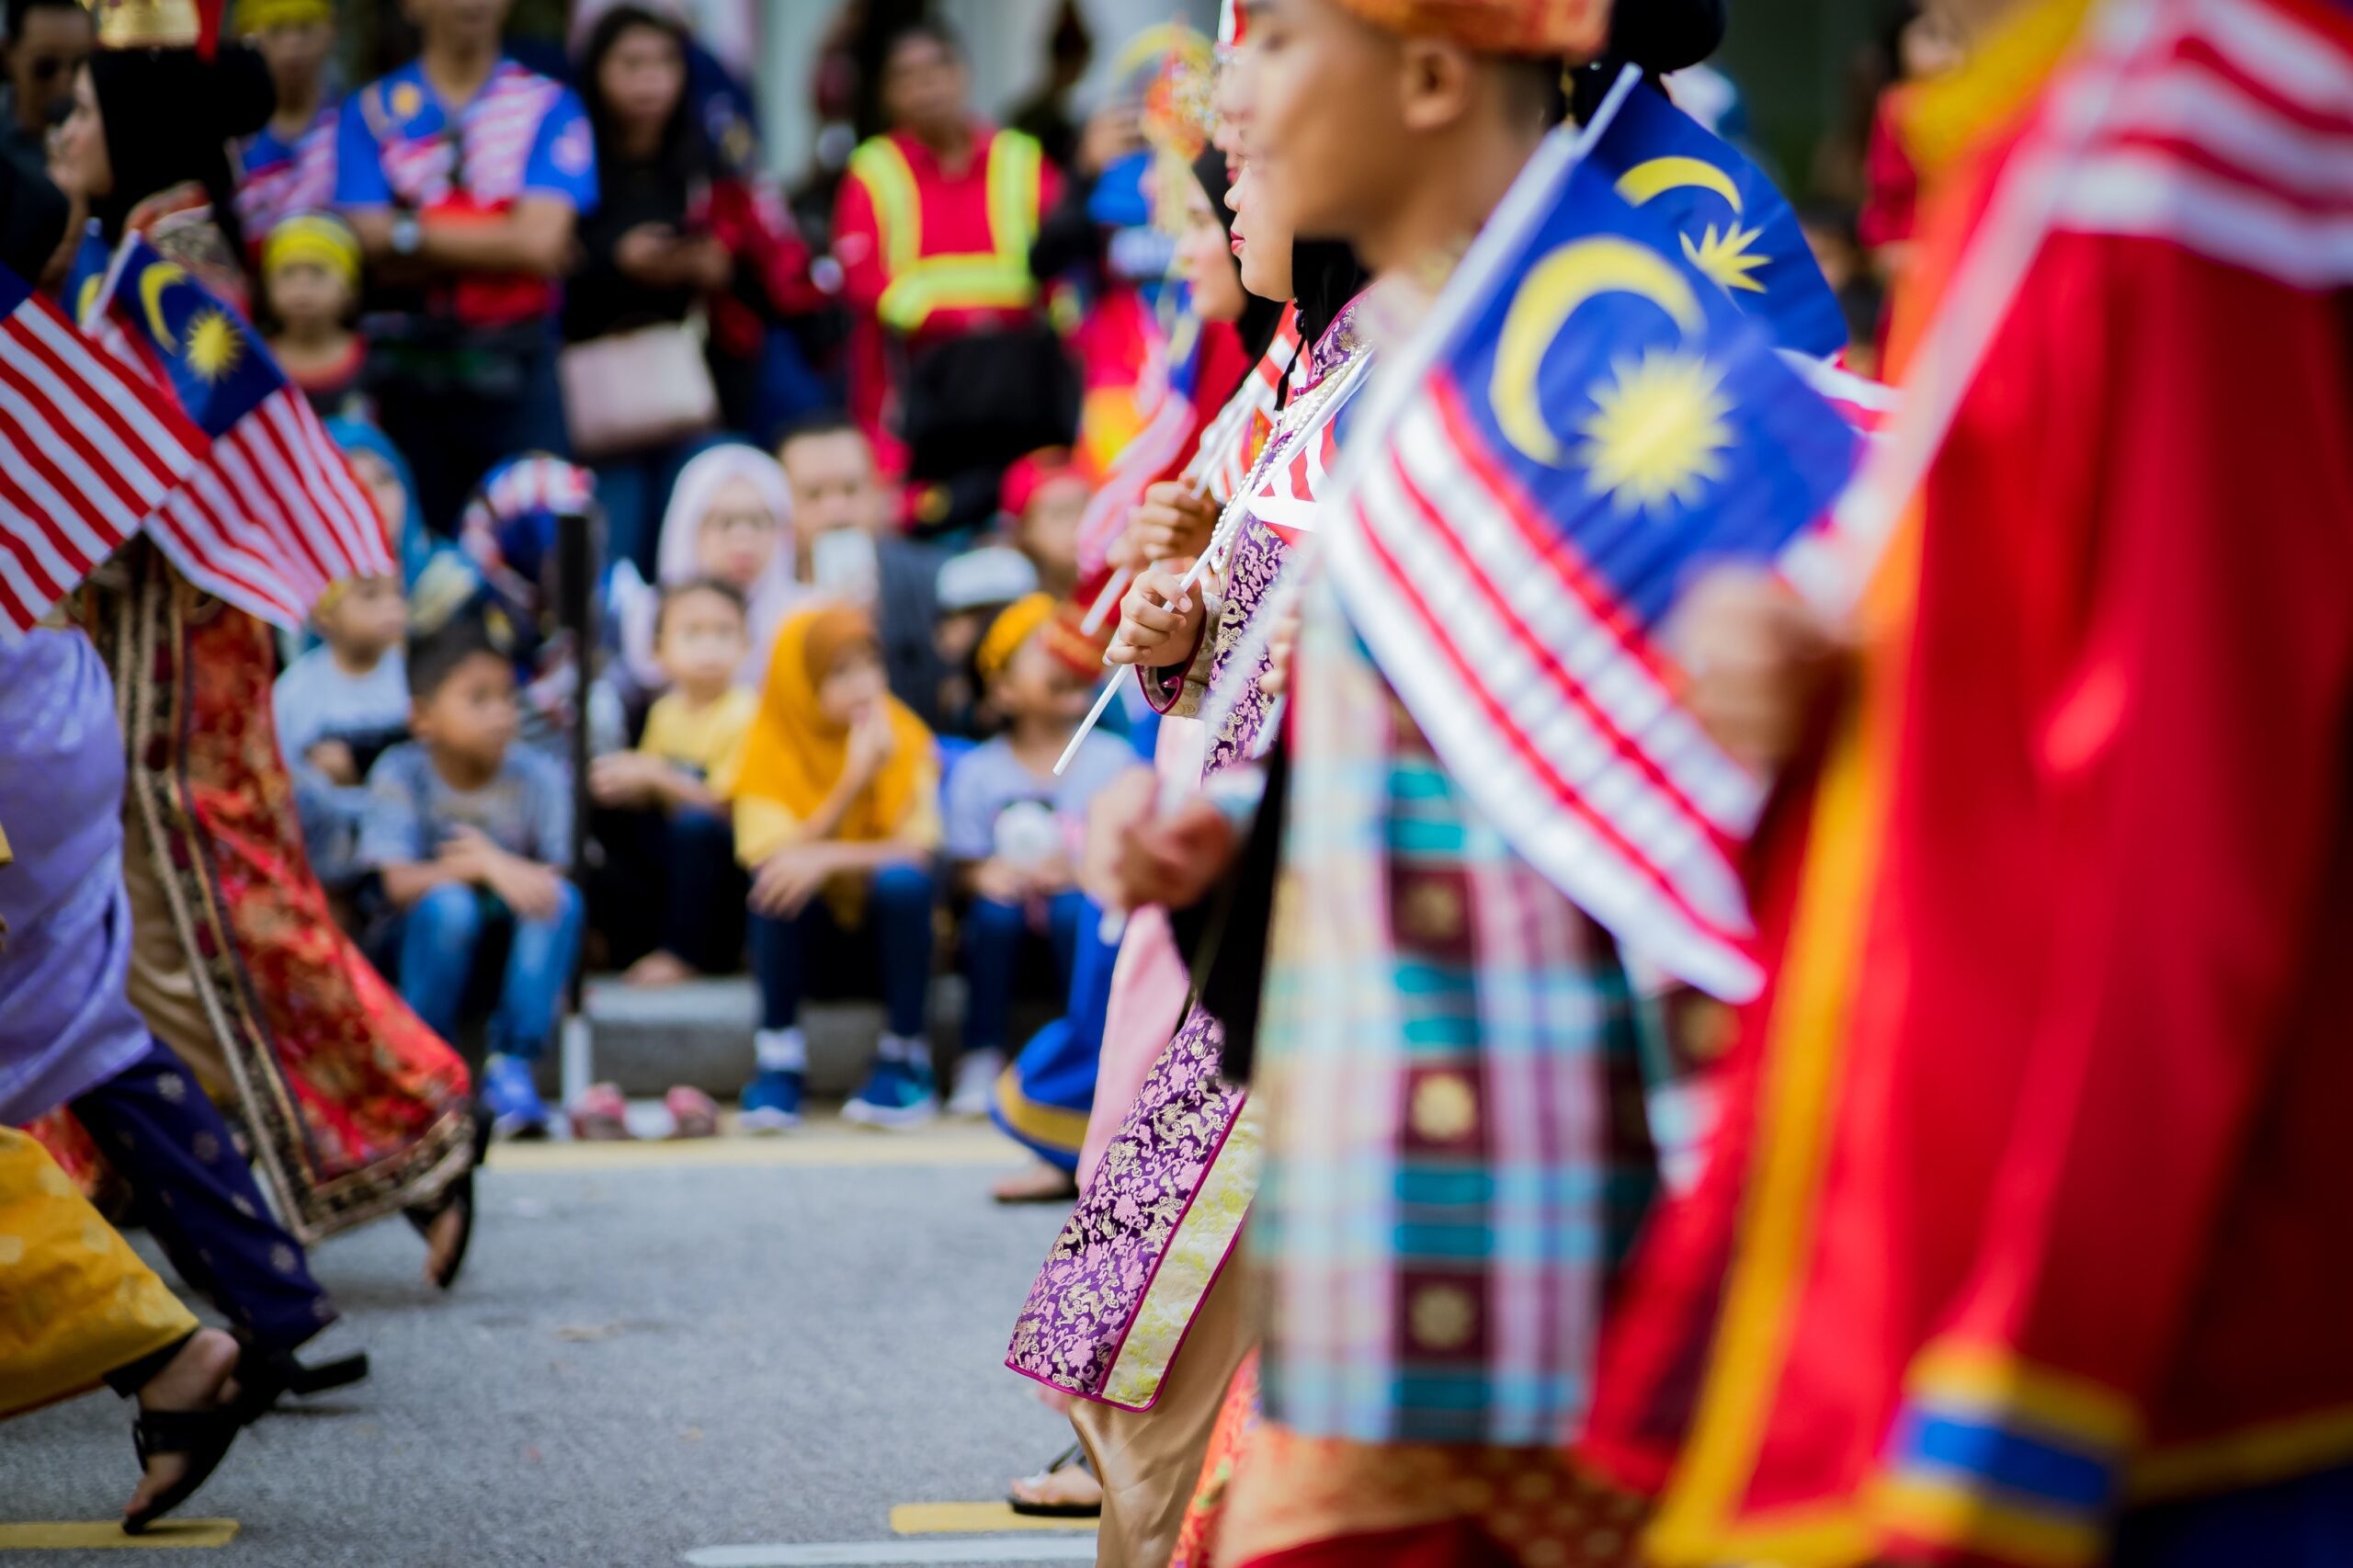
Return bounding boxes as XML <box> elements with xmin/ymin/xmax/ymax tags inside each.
<box><xmin>1581</xmin><ymin>0</ymin><xmax>2353</xmax><ymax>1563</ymax></box>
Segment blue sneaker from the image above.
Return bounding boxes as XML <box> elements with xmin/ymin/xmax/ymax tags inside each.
<box><xmin>842</xmin><ymin>1057</ymin><xmax>938</xmax><ymax>1130</ymax></box>
<box><xmin>739</xmin><ymin>1068</ymin><xmax>804</xmax><ymax>1133</ymax></box>
<box><xmin>479</xmin><ymin>1054</ymin><xmax>551</xmax><ymax>1141</ymax></box>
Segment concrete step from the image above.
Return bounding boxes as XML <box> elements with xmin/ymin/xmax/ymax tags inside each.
<box><xmin>557</xmin><ymin>974</ymin><xmax>1059</xmax><ymax>1100</ymax></box>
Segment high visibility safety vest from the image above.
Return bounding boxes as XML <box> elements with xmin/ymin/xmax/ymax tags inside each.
<box><xmin>848</xmin><ymin>130</ymin><xmax>1045</xmax><ymax>335</ymax></box>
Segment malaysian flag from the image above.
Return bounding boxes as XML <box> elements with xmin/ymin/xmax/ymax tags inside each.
<box><xmin>0</xmin><ymin>264</ymin><xmax>208</xmax><ymax>635</ymax></box>
<box><xmin>89</xmin><ymin>234</ymin><xmax>392</xmax><ymax>627</ymax></box>
<box><xmin>1326</xmin><ymin>140</ymin><xmax>1859</xmax><ymax>1001</ymax></box>
<box><xmin>1589</xmin><ymin>80</ymin><xmax>1849</xmax><ymax>358</ymax></box>
<box><xmin>1074</xmin><ymin>313</ymin><xmax>1199</xmax><ymax>575</ymax></box>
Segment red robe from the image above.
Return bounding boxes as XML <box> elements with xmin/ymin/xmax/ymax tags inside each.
<box><xmin>1584</xmin><ymin>0</ymin><xmax>2353</xmax><ymax>1561</ymax></box>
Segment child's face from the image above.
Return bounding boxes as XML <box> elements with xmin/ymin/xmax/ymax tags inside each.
<box><xmin>346</xmin><ymin>449</ymin><xmax>411</xmax><ymax>550</ymax></box>
<box><xmin>816</xmin><ymin>643</ymin><xmax>888</xmax><ymax>730</ymax></box>
<box><xmin>268</xmin><ymin>259</ymin><xmax>351</xmax><ymax>333</ymax></box>
<box><xmin>657</xmin><ymin>587</ymin><xmax>749</xmax><ymax>696</ymax></box>
<box><xmin>318</xmin><ymin>574</ymin><xmax>406</xmax><ymax>663</ymax></box>
<box><xmin>251</xmin><ymin>17</ymin><xmax>333</xmax><ymax>89</ymax></box>
<box><xmin>411</xmin><ymin>651</ymin><xmax>518</xmax><ymax>770</ymax></box>
<box><xmin>696</xmin><ymin>478</ymin><xmax>780</xmax><ymax>592</ymax></box>
<box><xmin>995</xmin><ymin>635</ymin><xmax>1091</xmax><ymax>725</ymax></box>
<box><xmin>1019</xmin><ymin>476</ymin><xmax>1089</xmax><ymax>582</ymax></box>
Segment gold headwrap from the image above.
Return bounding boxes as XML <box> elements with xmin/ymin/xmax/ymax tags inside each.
<box><xmin>235</xmin><ymin>0</ymin><xmax>333</xmax><ymax>32</ymax></box>
<box><xmin>1326</xmin><ymin>0</ymin><xmax>1608</xmax><ymax>57</ymax></box>
<box><xmin>976</xmin><ymin>593</ymin><xmax>1056</xmax><ymax>685</ymax></box>
<box><xmin>263</xmin><ymin>213</ymin><xmax>361</xmax><ymax>290</ymax></box>
<box><xmin>92</xmin><ymin>0</ymin><xmax>202</xmax><ymax>49</ymax></box>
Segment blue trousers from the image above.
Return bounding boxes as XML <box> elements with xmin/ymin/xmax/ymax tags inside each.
<box><xmin>71</xmin><ymin>1037</ymin><xmax>335</xmax><ymax>1354</ymax></box>
<box><xmin>751</xmin><ymin>863</ymin><xmax>934</xmax><ymax>1038</ymax></box>
<box><xmin>961</xmin><ymin>889</ymin><xmax>1090</xmax><ymax>1060</ymax></box>
<box><xmin>396</xmin><ymin>881</ymin><xmax>585</xmax><ymax>1062</ymax></box>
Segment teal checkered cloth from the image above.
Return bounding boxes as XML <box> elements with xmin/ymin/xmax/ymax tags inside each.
<box><xmin>1250</xmin><ymin>574</ymin><xmax>1658</xmax><ymax>1446</ymax></box>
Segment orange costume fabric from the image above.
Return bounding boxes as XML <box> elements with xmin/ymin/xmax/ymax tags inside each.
<box><xmin>1582</xmin><ymin>1</ymin><xmax>2353</xmax><ymax>1563</ymax></box>
<box><xmin>88</xmin><ymin>544</ymin><xmax>472</xmax><ymax>1244</ymax></box>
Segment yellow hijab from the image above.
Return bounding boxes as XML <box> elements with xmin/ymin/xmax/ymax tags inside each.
<box><xmin>731</xmin><ymin>606</ymin><xmax>933</xmax><ymax>842</ymax></box>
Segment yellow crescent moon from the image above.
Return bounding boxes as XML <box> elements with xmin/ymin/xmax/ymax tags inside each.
<box><xmin>138</xmin><ymin>261</ymin><xmax>188</xmax><ymax>350</ymax></box>
<box><xmin>1614</xmin><ymin>155</ymin><xmax>1745</xmax><ymax>216</ymax></box>
<box><xmin>1489</xmin><ymin>236</ymin><xmax>1706</xmax><ymax>468</ymax></box>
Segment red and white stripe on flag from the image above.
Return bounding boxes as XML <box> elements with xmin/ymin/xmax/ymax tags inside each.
<box><xmin>0</xmin><ymin>289</ymin><xmax>205</xmax><ymax>635</ymax></box>
<box><xmin>1075</xmin><ymin>341</ymin><xmax>1195</xmax><ymax>574</ymax></box>
<box><xmin>93</xmin><ymin>318</ymin><xmax>392</xmax><ymax>630</ymax></box>
<box><xmin>1330</xmin><ymin>377</ymin><xmax>1769</xmax><ymax>1002</ymax></box>
<box><xmin>1184</xmin><ymin>302</ymin><xmax>1302</xmax><ymax>505</ymax></box>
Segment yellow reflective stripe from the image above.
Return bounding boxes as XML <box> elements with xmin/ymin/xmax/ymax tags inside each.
<box><xmin>862</xmin><ymin>130</ymin><xmax>1044</xmax><ymax>332</ymax></box>
<box><xmin>984</xmin><ymin>130</ymin><xmax>1043</xmax><ymax>263</ymax></box>
<box><xmin>877</xmin><ymin>256</ymin><xmax>1039</xmax><ymax>332</ymax></box>
<box><xmin>847</xmin><ymin>139</ymin><xmax>921</xmax><ymax>275</ymax></box>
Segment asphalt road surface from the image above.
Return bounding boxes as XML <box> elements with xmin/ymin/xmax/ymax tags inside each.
<box><xmin>2</xmin><ymin>1120</ymin><xmax>1098</xmax><ymax>1568</ymax></box>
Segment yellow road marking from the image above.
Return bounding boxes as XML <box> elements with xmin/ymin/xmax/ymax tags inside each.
<box><xmin>490</xmin><ymin>1129</ymin><xmax>1024</xmax><ymax>1174</ymax></box>
<box><xmin>889</xmin><ymin>1503</ymin><xmax>1098</xmax><ymax>1535</ymax></box>
<box><xmin>0</xmin><ymin>1519</ymin><xmax>239</xmax><ymax>1549</ymax></box>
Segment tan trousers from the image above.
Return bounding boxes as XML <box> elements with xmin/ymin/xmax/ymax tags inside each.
<box><xmin>1072</xmin><ymin>1261</ymin><xmax>1254</xmax><ymax>1568</ymax></box>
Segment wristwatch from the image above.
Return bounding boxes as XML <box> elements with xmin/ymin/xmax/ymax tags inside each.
<box><xmin>391</xmin><ymin>211</ymin><xmax>422</xmax><ymax>257</ymax></box>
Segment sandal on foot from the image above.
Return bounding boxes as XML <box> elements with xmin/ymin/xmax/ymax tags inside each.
<box><xmin>404</xmin><ymin>1167</ymin><xmax>476</xmax><ymax>1292</ymax></box>
<box><xmin>227</xmin><ymin>1336</ymin><xmax>372</xmax><ymax>1424</ymax></box>
<box><xmin>665</xmin><ymin>1085</ymin><xmax>721</xmax><ymax>1140</ymax></box>
<box><xmin>1007</xmin><ymin>1440</ymin><xmax>1102</xmax><ymax>1517</ymax></box>
<box><xmin>123</xmin><ymin>1405</ymin><xmax>243</xmax><ymax>1534</ymax></box>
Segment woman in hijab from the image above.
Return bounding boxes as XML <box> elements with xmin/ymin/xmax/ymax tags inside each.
<box><xmin>50</xmin><ymin>32</ymin><xmax>478</xmax><ymax>1285</ymax></box>
<box><xmin>616</xmin><ymin>442</ymin><xmax>803</xmax><ymax>698</ymax></box>
<box><xmin>327</xmin><ymin>417</ymin><xmax>439</xmax><ymax>592</ymax></box>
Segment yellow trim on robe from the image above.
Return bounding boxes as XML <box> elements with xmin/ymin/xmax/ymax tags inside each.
<box><xmin>992</xmin><ymin>1065</ymin><xmax>1091</xmax><ymax>1156</ymax></box>
<box><xmin>1905</xmin><ymin>1341</ymin><xmax>2143</xmax><ymax>1456</ymax></box>
<box><xmin>0</xmin><ymin>1129</ymin><xmax>198</xmax><ymax>1419</ymax></box>
<box><xmin>1903</xmin><ymin>0</ymin><xmax>2103</xmax><ymax>178</ymax></box>
<box><xmin>1099</xmin><ymin>1102</ymin><xmax>1262</xmax><ymax>1411</ymax></box>
<box><xmin>1870</xmin><ymin>1475</ymin><xmax>2106</xmax><ymax>1568</ymax></box>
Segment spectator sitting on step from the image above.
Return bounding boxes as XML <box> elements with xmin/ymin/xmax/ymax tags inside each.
<box><xmin>999</xmin><ymin>447</ymin><xmax>1088</xmax><ymax>601</ymax></box>
<box><xmin>276</xmin><ymin>571</ymin><xmax>409</xmax><ymax>906</ymax></box>
<box><xmin>590</xmin><ymin>577</ymin><xmax>756</xmax><ymax>990</ymax></box>
<box><xmin>929</xmin><ymin>544</ymin><xmax>1040</xmax><ymax>742</ymax></box>
<box><xmin>722</xmin><ymin>606</ymin><xmax>938</xmax><ymax>1133</ymax></box>
<box><xmin>941</xmin><ymin>597</ymin><xmax>1129</xmax><ymax>1165</ymax></box>
<box><xmin>777</xmin><ymin>414</ymin><xmax>946</xmax><ymax>730</ymax></box>
<box><xmin>361</xmin><ymin>610</ymin><xmax>583</xmax><ymax>1142</ymax></box>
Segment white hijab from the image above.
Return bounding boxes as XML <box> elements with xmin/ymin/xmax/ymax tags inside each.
<box><xmin>620</xmin><ymin>444</ymin><xmax>803</xmax><ymax>694</ymax></box>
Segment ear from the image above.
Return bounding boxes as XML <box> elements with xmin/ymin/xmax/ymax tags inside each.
<box><xmin>1396</xmin><ymin>36</ymin><xmax>1480</xmax><ymax>135</ymax></box>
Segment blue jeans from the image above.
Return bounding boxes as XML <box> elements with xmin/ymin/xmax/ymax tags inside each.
<box><xmin>751</xmin><ymin>863</ymin><xmax>934</xmax><ymax>1038</ymax></box>
<box><xmin>961</xmin><ymin>889</ymin><xmax>1089</xmax><ymax>1060</ymax></box>
<box><xmin>397</xmin><ymin>880</ymin><xmax>585</xmax><ymax>1062</ymax></box>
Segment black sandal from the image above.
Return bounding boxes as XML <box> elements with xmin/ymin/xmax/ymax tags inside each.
<box><xmin>1006</xmin><ymin>1440</ymin><xmax>1102</xmax><ymax>1518</ymax></box>
<box><xmin>123</xmin><ymin>1404</ymin><xmax>242</xmax><ymax>1534</ymax></box>
<box><xmin>228</xmin><ymin>1336</ymin><xmax>371</xmax><ymax>1425</ymax></box>
<box><xmin>405</xmin><ymin>1167</ymin><xmax>475</xmax><ymax>1292</ymax></box>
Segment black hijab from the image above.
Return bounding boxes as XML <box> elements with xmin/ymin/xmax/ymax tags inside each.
<box><xmin>86</xmin><ymin>44</ymin><xmax>274</xmax><ymax>252</ymax></box>
<box><xmin>1190</xmin><ymin>145</ymin><xmax>1289</xmax><ymax>364</ymax></box>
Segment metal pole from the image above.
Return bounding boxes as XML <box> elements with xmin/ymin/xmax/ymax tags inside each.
<box><xmin>555</xmin><ymin>503</ymin><xmax>597</xmax><ymax>1111</ymax></box>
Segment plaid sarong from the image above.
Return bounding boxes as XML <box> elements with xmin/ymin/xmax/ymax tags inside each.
<box><xmin>1251</xmin><ymin>571</ymin><xmax>1656</xmax><ymax>1447</ymax></box>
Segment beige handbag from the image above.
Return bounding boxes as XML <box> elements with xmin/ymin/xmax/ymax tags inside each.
<box><xmin>558</xmin><ymin>320</ymin><xmax>720</xmax><ymax>459</ymax></box>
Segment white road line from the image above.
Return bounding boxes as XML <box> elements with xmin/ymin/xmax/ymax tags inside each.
<box><xmin>683</xmin><ymin>1540</ymin><xmax>1097</xmax><ymax>1567</ymax></box>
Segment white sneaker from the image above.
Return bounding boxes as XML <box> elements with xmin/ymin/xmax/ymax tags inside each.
<box><xmin>947</xmin><ymin>1050</ymin><xmax>1005</xmax><ymax>1119</ymax></box>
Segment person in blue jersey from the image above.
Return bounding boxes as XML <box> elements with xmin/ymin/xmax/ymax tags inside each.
<box><xmin>232</xmin><ymin>0</ymin><xmax>339</xmax><ymax>260</ymax></box>
<box><xmin>335</xmin><ymin>0</ymin><xmax>597</xmax><ymax>535</ymax></box>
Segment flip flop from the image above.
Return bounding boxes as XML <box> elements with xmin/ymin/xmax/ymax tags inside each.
<box><xmin>404</xmin><ymin>1166</ymin><xmax>476</xmax><ymax>1292</ymax></box>
<box><xmin>1007</xmin><ymin>1440</ymin><xmax>1103</xmax><ymax>1518</ymax></box>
